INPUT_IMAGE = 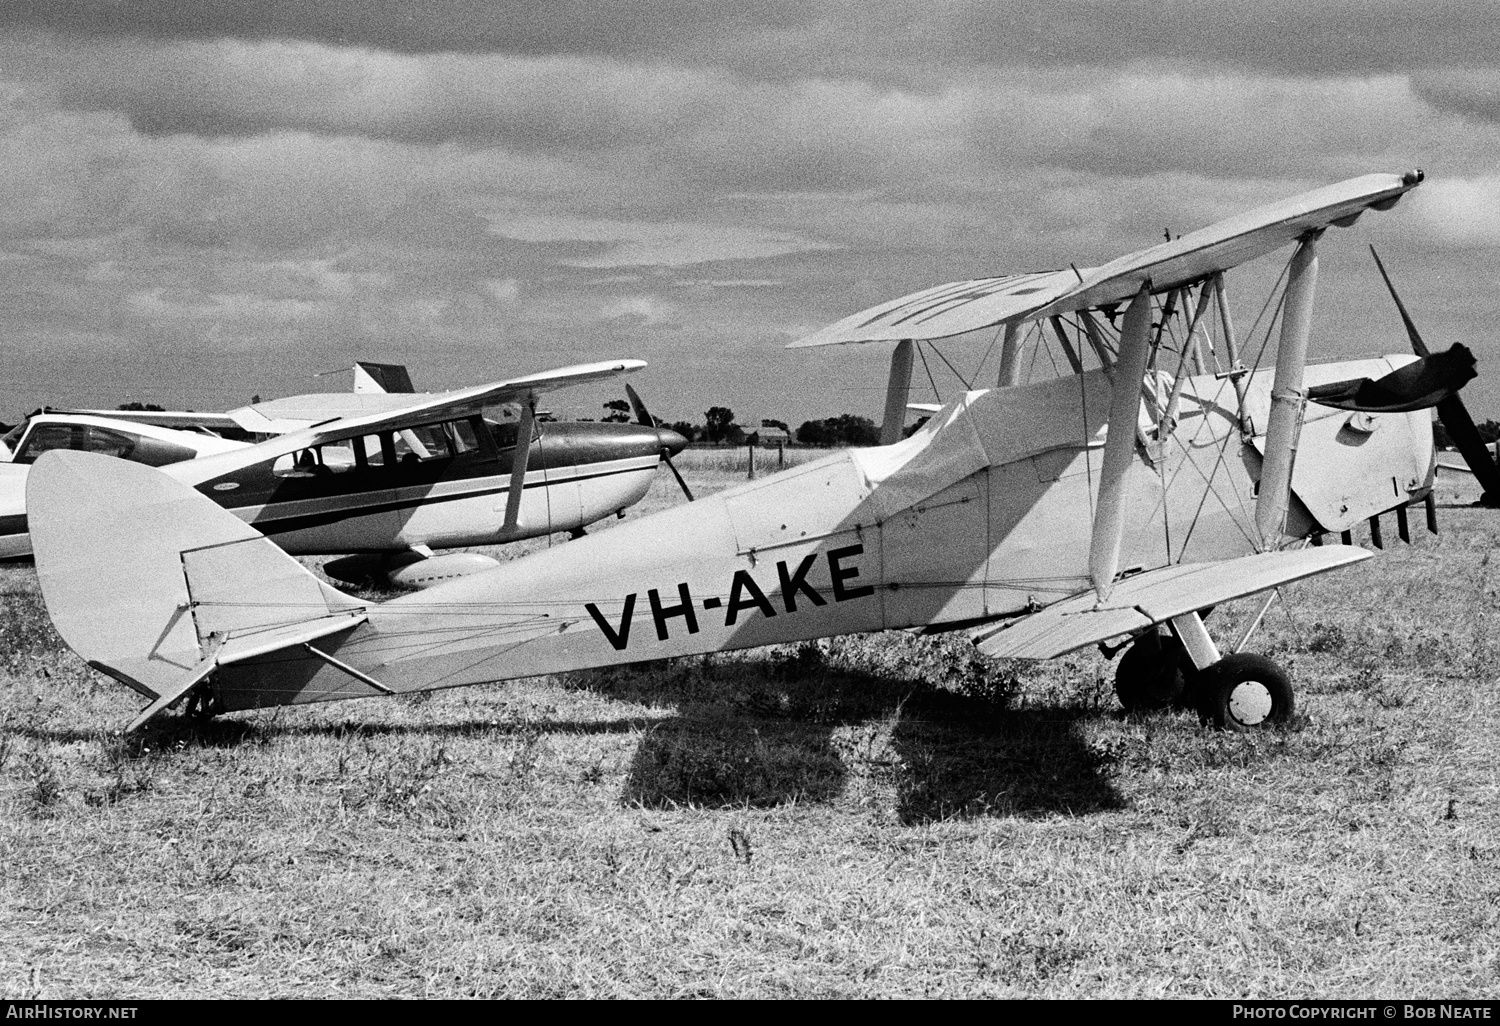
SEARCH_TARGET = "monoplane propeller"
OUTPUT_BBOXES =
[1370,246,1500,506]
[625,383,694,502]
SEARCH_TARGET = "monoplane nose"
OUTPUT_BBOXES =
[656,427,689,457]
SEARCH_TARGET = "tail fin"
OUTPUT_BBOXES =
[28,451,366,727]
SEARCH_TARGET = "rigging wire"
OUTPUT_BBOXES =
[927,340,974,390]
[914,342,943,405]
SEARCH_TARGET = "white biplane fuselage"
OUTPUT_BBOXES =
[188,355,1431,711]
[23,170,1457,733]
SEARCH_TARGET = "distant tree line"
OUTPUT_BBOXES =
[590,398,892,448]
[794,414,880,447]
[1435,418,1500,448]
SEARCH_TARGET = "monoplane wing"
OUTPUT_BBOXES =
[227,393,426,434]
[173,359,648,481]
[61,408,245,434]
[227,359,646,436]
[971,547,1372,660]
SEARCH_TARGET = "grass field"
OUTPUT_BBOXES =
[2,461,1497,998]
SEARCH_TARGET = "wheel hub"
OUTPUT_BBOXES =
[1227,679,1274,726]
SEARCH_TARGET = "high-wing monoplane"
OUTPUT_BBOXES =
[0,362,422,557]
[4,361,689,579]
[26,171,1477,733]
[0,412,249,559]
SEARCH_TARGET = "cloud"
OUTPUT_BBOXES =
[488,212,835,268]
[1412,70,1500,123]
[597,295,679,327]
[2,5,1499,424]
[1405,176,1500,247]
[7,1,1500,80]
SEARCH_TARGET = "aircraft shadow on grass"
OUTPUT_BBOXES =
[567,657,1126,824]
[23,663,1126,824]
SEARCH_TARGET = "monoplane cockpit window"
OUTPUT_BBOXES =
[393,425,448,463]
[482,405,538,452]
[12,422,197,467]
[0,421,24,460]
[392,418,486,464]
[353,435,386,469]
[490,422,520,450]
[272,443,355,478]
[13,423,84,463]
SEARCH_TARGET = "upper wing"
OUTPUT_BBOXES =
[61,408,245,434]
[1033,172,1422,319]
[790,171,1424,348]
[970,546,1372,660]
[788,271,1083,348]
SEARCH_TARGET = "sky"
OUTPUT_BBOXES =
[1,1,1498,428]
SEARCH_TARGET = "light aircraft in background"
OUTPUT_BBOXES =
[0,413,249,559]
[4,361,690,581]
[0,360,419,557]
[27,170,1480,734]
[149,359,691,588]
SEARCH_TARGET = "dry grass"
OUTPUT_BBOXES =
[674,444,825,477]
[2,465,1499,997]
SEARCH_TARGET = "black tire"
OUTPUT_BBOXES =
[1198,653,1294,731]
[1114,632,1189,712]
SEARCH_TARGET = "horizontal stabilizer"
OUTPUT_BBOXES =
[971,547,1371,660]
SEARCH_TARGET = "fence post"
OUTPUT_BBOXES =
[747,436,757,479]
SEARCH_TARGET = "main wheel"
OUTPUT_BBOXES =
[1198,653,1294,730]
[1114,632,1189,712]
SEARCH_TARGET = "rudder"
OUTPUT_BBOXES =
[28,451,365,718]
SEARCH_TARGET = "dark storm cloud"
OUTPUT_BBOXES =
[2,2,1498,424]
[6,1,1499,80]
[0,1,811,58]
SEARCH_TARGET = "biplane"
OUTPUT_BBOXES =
[25,170,1485,733]
[3,361,689,580]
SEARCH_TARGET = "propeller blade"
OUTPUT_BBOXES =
[624,383,655,427]
[626,383,694,501]
[1371,247,1500,504]
[664,453,695,502]
[1435,395,1500,505]
[1370,245,1430,357]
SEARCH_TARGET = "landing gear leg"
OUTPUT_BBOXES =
[184,683,223,721]
[1171,610,1295,730]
